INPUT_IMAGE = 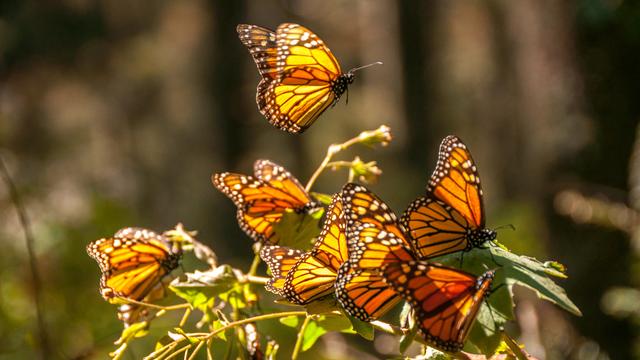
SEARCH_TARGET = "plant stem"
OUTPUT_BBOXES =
[119,298,191,311]
[186,340,205,360]
[205,311,307,340]
[0,155,50,359]
[248,252,261,276]
[244,275,269,285]
[164,343,192,360]
[291,315,311,360]
[305,132,365,192]
[179,307,192,328]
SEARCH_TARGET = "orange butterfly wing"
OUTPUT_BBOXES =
[335,183,415,321]
[382,261,494,352]
[212,159,316,244]
[259,245,305,296]
[428,135,484,227]
[236,24,279,80]
[86,227,181,301]
[280,194,348,304]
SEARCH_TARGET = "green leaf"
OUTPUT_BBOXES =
[279,315,301,328]
[170,265,239,310]
[211,319,227,341]
[272,208,324,249]
[116,321,149,344]
[343,312,374,340]
[310,192,333,205]
[305,296,340,315]
[316,314,352,332]
[218,285,248,309]
[301,319,327,352]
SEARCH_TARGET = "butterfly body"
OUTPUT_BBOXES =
[87,227,182,301]
[238,23,369,133]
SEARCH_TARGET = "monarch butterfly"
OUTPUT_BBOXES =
[402,135,497,259]
[335,183,416,321]
[382,260,495,352]
[237,23,381,134]
[260,194,349,304]
[86,227,182,302]
[212,159,319,244]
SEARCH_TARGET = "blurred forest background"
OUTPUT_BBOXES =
[1,0,639,359]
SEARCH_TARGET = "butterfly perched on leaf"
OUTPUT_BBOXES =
[212,159,320,244]
[237,22,381,134]
[335,183,416,321]
[402,135,497,259]
[382,260,495,353]
[87,227,182,303]
[260,193,348,304]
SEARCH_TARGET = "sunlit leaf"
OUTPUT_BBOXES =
[305,296,340,315]
[316,314,352,332]
[273,208,324,249]
[310,192,333,205]
[279,315,301,328]
[116,321,149,344]
[301,319,327,352]
[343,312,374,340]
[170,265,240,311]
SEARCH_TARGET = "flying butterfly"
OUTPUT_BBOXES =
[382,260,495,353]
[260,194,349,304]
[335,183,417,321]
[212,159,319,244]
[402,135,497,259]
[86,227,182,302]
[237,23,381,134]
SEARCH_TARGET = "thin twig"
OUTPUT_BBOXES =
[291,315,311,360]
[118,298,192,311]
[204,310,307,340]
[0,155,50,359]
[186,340,206,360]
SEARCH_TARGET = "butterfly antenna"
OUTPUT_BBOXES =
[494,224,516,231]
[347,61,383,74]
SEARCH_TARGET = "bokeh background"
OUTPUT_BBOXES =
[1,0,639,359]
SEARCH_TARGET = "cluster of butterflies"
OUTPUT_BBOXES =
[86,22,503,353]
[212,135,499,353]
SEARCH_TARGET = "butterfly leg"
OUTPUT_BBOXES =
[487,248,502,267]
[459,252,465,268]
